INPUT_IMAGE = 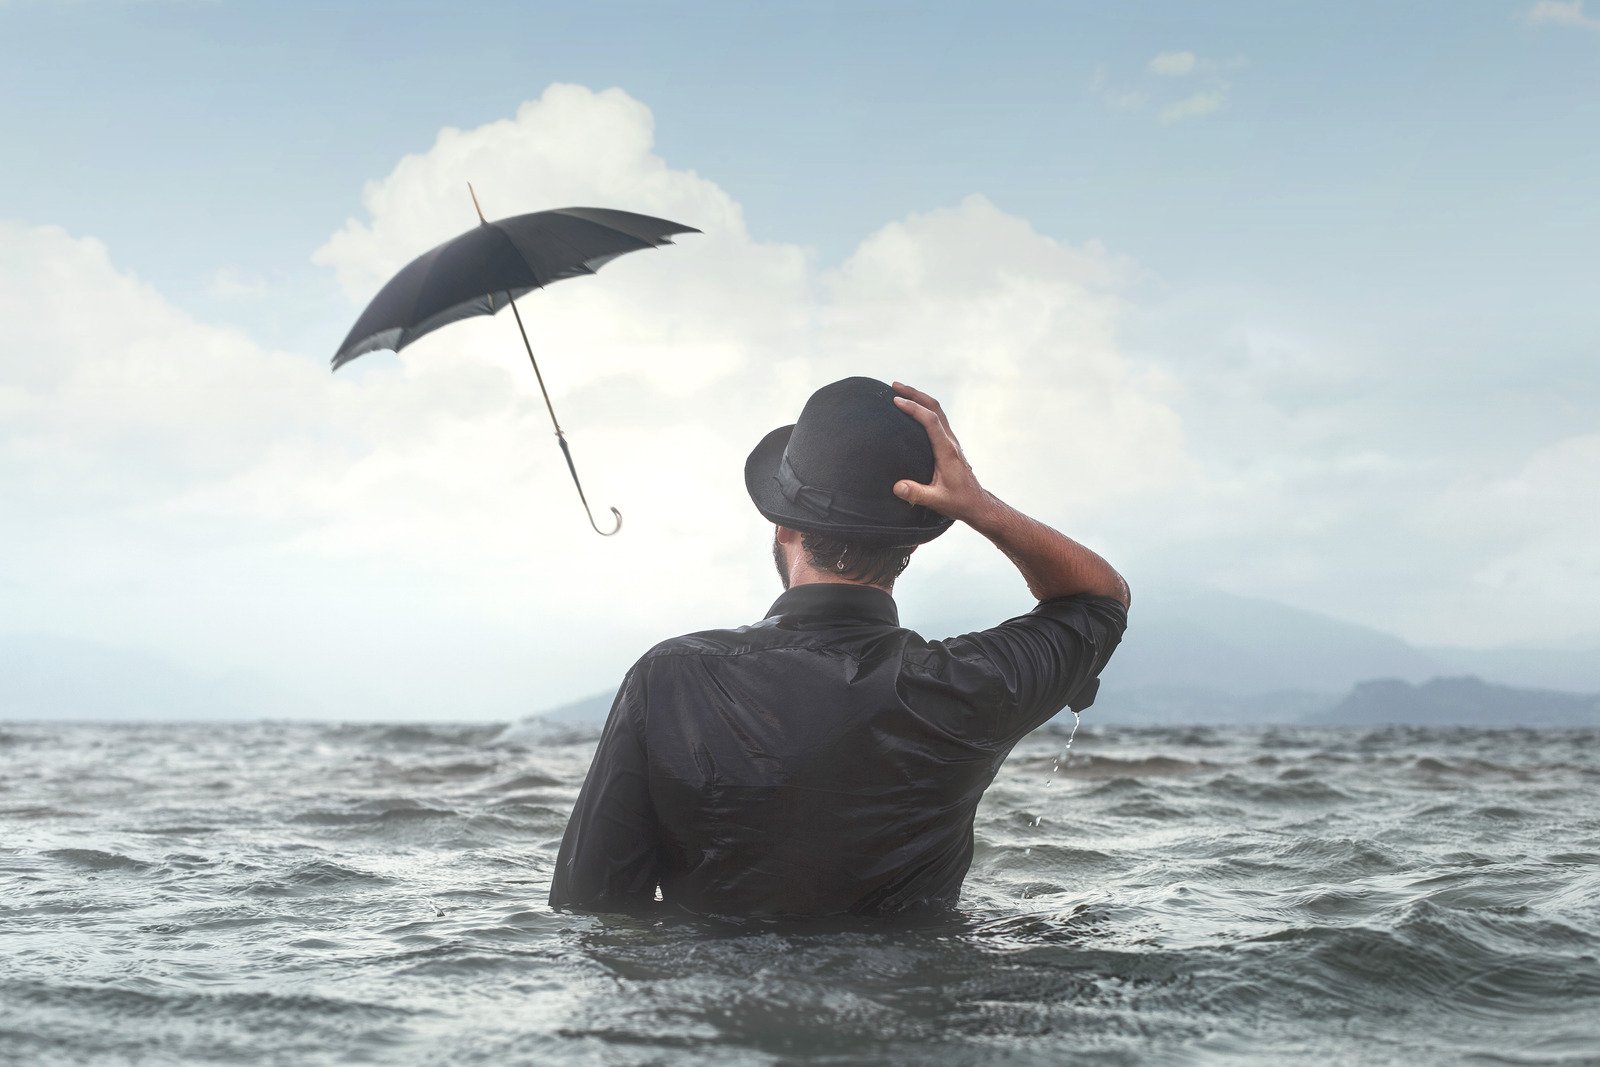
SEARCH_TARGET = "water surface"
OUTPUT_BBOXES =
[3,721,1597,1064]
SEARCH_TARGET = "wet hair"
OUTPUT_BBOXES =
[799,532,915,589]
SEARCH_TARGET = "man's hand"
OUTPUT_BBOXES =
[890,381,1130,608]
[890,382,995,525]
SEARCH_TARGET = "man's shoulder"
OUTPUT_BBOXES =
[636,618,781,664]
[907,594,1128,677]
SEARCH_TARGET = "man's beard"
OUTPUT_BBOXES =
[772,531,790,590]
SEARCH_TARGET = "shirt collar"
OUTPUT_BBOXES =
[765,583,900,627]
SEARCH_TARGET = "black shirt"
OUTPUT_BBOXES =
[548,584,1128,918]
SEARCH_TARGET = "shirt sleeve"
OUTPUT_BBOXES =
[925,594,1128,747]
[548,667,661,912]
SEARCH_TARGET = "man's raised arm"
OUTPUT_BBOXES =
[890,382,1130,609]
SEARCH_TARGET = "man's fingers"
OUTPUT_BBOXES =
[892,395,941,433]
[894,479,931,505]
[892,382,951,434]
[891,381,937,408]
[894,396,961,462]
[892,396,954,454]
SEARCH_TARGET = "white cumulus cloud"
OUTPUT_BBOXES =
[1096,52,1234,123]
[1527,0,1600,30]
[10,81,1593,712]
[1148,51,1198,76]
[1161,90,1228,124]
[3,84,1188,716]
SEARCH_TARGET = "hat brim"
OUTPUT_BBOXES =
[744,425,954,546]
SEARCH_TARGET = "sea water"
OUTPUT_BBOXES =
[2,720,1598,1065]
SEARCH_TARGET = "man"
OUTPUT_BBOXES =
[549,377,1129,918]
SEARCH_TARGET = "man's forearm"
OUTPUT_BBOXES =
[967,492,1130,607]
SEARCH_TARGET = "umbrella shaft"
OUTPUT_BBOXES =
[506,293,563,436]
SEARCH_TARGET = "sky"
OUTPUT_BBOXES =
[2,1,1597,718]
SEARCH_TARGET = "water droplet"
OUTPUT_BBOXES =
[1032,711,1081,822]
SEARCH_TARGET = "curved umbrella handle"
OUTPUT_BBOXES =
[557,433,623,537]
[591,506,624,537]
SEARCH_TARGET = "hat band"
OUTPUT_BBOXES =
[775,452,894,525]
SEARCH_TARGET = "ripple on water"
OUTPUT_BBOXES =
[0,805,88,820]
[1237,899,1600,1027]
[1205,773,1353,804]
[0,979,425,1064]
[43,848,154,873]
[482,771,564,792]
[291,799,460,831]
[1472,805,1532,821]
[1058,755,1206,779]
[231,859,393,898]
[384,760,501,784]
[1102,794,1189,820]
[982,842,1120,876]
[327,723,504,749]
[1271,836,1409,878]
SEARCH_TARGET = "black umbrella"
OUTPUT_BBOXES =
[332,187,699,535]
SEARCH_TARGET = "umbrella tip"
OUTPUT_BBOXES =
[467,182,487,224]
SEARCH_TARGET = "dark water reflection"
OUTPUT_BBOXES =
[2,721,1598,1064]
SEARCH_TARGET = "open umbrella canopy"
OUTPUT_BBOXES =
[330,200,699,535]
[331,206,700,370]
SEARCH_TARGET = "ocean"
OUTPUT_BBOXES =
[2,720,1597,1065]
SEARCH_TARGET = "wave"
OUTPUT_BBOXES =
[230,859,393,898]
[1239,901,1600,1023]
[0,978,421,1018]
[324,723,504,748]
[481,770,564,791]
[43,848,153,873]
[1061,754,1208,779]
[1204,772,1353,803]
[1,805,88,820]
[491,716,601,747]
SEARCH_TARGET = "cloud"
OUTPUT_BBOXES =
[1161,90,1227,124]
[1398,434,1600,644]
[1095,52,1234,123]
[0,222,331,499]
[1148,51,1198,76]
[3,84,1188,715]
[9,81,1594,717]
[1089,67,1147,111]
[814,197,1185,509]
[207,266,270,300]
[1526,0,1600,30]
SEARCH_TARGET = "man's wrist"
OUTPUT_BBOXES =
[960,490,1011,535]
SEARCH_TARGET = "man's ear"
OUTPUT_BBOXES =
[775,525,802,546]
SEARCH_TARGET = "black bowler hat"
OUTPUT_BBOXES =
[744,377,954,545]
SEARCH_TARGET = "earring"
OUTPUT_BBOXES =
[836,556,848,572]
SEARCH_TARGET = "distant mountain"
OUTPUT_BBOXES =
[12,585,1594,726]
[1305,675,1600,728]
[1097,586,1444,695]
[1420,645,1600,694]
[517,589,1599,729]
[1087,587,1600,723]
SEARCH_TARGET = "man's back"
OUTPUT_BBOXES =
[549,583,1126,917]
[548,377,1131,919]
